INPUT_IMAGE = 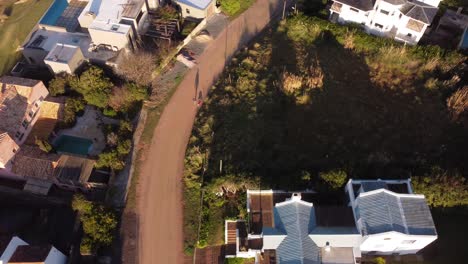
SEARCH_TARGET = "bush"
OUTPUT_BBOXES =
[72,195,118,250]
[373,257,386,264]
[118,52,157,86]
[109,83,148,113]
[48,73,71,96]
[96,151,125,171]
[70,66,113,108]
[412,168,468,207]
[117,139,132,155]
[155,5,179,20]
[319,169,347,190]
[63,97,85,126]
[103,107,117,117]
[35,138,53,153]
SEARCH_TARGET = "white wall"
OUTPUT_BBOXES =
[44,246,67,264]
[262,235,285,250]
[88,28,130,49]
[176,1,215,20]
[0,237,28,264]
[360,232,437,255]
[45,47,85,74]
[334,4,369,25]
[309,234,362,248]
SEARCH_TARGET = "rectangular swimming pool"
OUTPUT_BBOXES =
[54,135,93,156]
[40,0,69,26]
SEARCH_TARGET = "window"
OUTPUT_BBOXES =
[399,13,403,19]
[186,8,190,14]
[28,110,34,118]
[375,23,384,29]
[22,120,29,129]
[15,131,21,138]
[407,33,413,37]
[18,133,24,141]
[375,5,379,10]
[380,9,390,15]
[402,240,416,244]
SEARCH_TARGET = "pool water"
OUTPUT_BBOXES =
[40,0,68,26]
[54,135,93,156]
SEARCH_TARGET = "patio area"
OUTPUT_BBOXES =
[55,106,118,156]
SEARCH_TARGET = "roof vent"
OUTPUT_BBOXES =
[291,192,301,201]
[324,242,331,252]
[111,24,120,31]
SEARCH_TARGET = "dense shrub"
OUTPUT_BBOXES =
[48,73,71,96]
[63,97,85,126]
[117,52,157,86]
[319,169,347,190]
[97,120,134,171]
[35,138,53,153]
[72,195,118,253]
[109,83,148,113]
[413,168,468,207]
[70,66,113,108]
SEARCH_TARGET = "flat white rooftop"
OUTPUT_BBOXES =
[79,0,144,33]
[25,29,90,52]
[45,43,80,63]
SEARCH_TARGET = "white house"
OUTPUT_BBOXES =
[174,0,216,20]
[0,236,67,264]
[329,0,440,44]
[225,179,437,263]
[346,179,437,255]
[78,0,148,50]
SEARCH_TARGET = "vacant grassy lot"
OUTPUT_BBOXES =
[183,14,468,253]
[0,0,53,74]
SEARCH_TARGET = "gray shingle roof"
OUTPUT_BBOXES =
[273,201,321,264]
[400,0,438,24]
[356,190,436,236]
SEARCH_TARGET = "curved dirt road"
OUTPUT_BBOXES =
[136,1,288,263]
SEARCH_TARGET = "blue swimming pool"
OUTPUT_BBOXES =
[40,0,68,26]
[461,29,468,50]
[54,135,93,156]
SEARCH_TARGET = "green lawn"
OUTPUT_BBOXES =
[183,15,468,251]
[219,0,254,18]
[0,0,53,75]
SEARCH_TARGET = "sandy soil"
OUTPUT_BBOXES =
[135,0,287,263]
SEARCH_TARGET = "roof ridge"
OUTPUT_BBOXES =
[396,195,410,234]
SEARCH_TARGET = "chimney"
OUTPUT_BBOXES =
[291,192,301,201]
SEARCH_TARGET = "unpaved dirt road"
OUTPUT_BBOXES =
[136,1,288,263]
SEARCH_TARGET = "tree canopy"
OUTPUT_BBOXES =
[70,66,113,108]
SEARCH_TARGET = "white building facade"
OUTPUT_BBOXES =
[330,0,440,44]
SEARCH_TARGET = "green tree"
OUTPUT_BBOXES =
[117,139,132,156]
[373,257,386,264]
[48,73,70,96]
[72,194,93,213]
[412,168,468,207]
[118,120,133,137]
[319,169,347,189]
[96,151,125,171]
[63,97,85,125]
[72,195,117,250]
[70,66,113,108]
